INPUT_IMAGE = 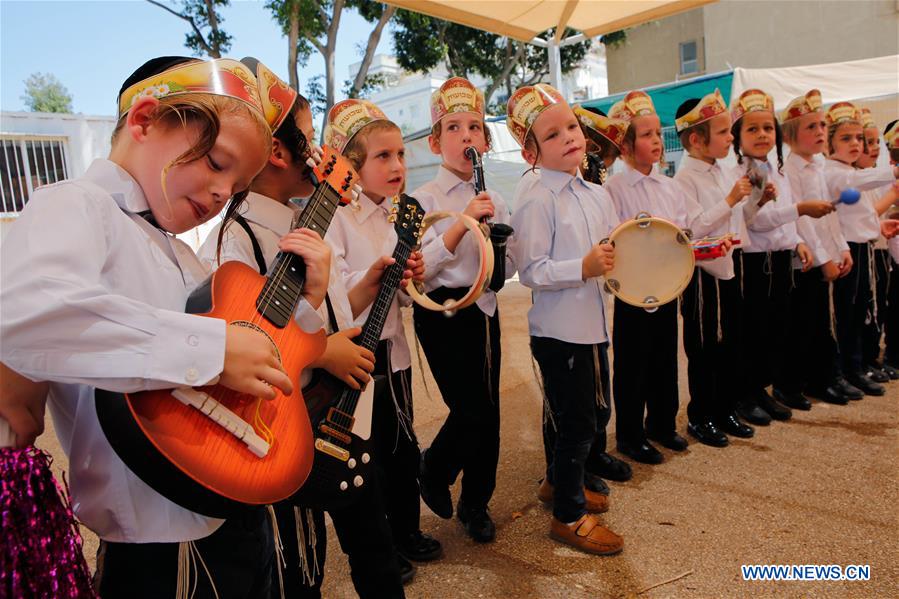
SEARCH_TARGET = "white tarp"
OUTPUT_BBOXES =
[732,54,899,110]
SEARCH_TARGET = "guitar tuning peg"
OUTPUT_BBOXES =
[391,196,400,205]
[387,214,397,223]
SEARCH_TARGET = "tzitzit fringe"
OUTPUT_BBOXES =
[267,505,286,599]
[592,344,607,409]
[384,339,414,444]
[484,312,496,405]
[532,354,556,433]
[176,541,218,599]
[293,506,320,587]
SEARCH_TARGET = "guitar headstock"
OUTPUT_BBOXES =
[388,194,425,246]
[310,145,359,206]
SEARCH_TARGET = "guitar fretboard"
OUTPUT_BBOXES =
[256,184,343,328]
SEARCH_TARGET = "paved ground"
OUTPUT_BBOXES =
[38,282,898,598]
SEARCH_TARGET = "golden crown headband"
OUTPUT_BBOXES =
[674,89,727,133]
[780,89,823,124]
[118,58,264,121]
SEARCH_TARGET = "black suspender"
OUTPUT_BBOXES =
[233,214,268,276]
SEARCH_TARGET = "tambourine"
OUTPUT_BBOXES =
[601,212,695,310]
[407,211,493,315]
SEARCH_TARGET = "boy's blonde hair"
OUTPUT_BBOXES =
[343,120,403,172]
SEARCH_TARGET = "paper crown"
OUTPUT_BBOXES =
[609,90,656,122]
[674,89,728,133]
[825,102,861,127]
[859,107,876,130]
[506,83,565,147]
[431,77,485,125]
[118,58,263,121]
[885,121,899,150]
[241,57,298,131]
[573,105,628,150]
[730,88,775,122]
[780,89,822,123]
[323,99,389,153]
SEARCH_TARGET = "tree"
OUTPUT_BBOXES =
[267,0,397,136]
[391,10,594,109]
[21,73,73,113]
[147,0,232,58]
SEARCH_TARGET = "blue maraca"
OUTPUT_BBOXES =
[834,188,861,205]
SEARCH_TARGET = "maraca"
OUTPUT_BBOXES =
[833,188,861,205]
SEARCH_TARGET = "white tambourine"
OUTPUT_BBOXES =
[601,212,695,310]
[407,211,493,315]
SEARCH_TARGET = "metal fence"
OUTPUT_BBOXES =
[1,136,69,215]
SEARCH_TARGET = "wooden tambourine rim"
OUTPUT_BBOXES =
[407,211,493,314]
[602,214,695,309]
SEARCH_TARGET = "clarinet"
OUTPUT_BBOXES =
[465,147,514,293]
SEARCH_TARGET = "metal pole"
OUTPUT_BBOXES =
[547,37,563,95]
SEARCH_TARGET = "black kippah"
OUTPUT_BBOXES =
[583,105,607,117]
[675,98,701,120]
[117,56,196,102]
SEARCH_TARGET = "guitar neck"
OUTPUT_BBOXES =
[358,238,414,353]
[256,184,343,328]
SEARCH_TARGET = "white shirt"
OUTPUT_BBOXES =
[326,193,411,372]
[784,152,849,265]
[604,162,695,229]
[511,168,619,344]
[412,166,514,317]
[825,159,894,243]
[0,159,229,543]
[731,161,803,253]
[197,191,349,385]
[674,155,749,279]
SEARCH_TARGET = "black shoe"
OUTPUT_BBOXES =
[835,377,864,400]
[648,431,688,451]
[617,440,664,464]
[457,505,496,543]
[419,450,452,519]
[588,452,632,482]
[847,372,885,396]
[805,384,850,405]
[687,421,728,447]
[397,530,443,562]
[882,364,899,380]
[583,472,610,495]
[772,388,811,411]
[736,400,772,426]
[756,391,792,421]
[717,412,754,438]
[865,365,890,383]
[398,554,416,585]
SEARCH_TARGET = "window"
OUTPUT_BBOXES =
[680,40,698,75]
[1,136,69,215]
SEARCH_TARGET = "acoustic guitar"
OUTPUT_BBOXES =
[97,147,358,517]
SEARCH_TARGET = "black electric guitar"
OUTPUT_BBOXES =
[292,194,424,510]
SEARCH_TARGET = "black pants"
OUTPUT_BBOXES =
[834,241,874,375]
[413,287,501,510]
[863,248,890,366]
[371,340,422,541]
[741,250,794,396]
[680,267,742,423]
[541,339,612,482]
[271,477,404,599]
[612,298,679,444]
[885,256,899,364]
[531,337,609,523]
[779,266,842,391]
[95,507,273,599]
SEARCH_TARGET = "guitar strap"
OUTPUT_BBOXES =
[324,295,339,334]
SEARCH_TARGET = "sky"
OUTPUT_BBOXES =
[0,0,393,116]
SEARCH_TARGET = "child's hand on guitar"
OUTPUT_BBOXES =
[316,327,375,390]
[401,251,425,289]
[0,362,48,448]
[279,228,331,310]
[582,242,615,280]
[221,325,293,400]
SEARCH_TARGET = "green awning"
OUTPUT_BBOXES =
[582,70,734,128]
